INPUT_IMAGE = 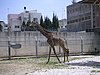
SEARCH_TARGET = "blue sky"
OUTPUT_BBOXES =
[0,0,81,23]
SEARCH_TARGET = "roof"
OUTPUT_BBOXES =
[0,21,4,23]
[82,0,100,4]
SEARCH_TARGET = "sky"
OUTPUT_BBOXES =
[0,0,81,24]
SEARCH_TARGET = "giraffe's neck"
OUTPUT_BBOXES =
[37,24,53,39]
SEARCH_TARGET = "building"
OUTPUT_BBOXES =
[8,10,42,32]
[82,0,100,4]
[66,1,100,32]
[20,10,42,24]
[59,19,67,32]
[8,14,21,31]
[82,0,100,33]
[0,21,8,32]
[59,19,67,28]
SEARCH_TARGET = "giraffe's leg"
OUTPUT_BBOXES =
[62,47,69,62]
[66,49,69,62]
[52,46,61,63]
[61,47,66,63]
[46,46,51,64]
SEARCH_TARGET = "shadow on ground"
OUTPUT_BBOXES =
[68,61,100,68]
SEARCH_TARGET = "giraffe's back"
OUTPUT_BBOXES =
[52,37,65,46]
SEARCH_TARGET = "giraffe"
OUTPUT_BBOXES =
[32,22,69,63]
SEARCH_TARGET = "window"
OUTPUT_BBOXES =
[67,21,70,24]
[61,26,63,28]
[15,26,19,28]
[33,18,38,22]
[5,25,8,27]
[87,16,91,19]
[79,18,81,21]
[82,17,84,21]
[85,17,88,20]
[75,19,78,22]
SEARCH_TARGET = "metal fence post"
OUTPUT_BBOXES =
[35,36,38,58]
[58,29,61,55]
[80,36,83,54]
[8,37,11,60]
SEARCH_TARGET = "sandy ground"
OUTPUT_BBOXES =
[28,56,100,75]
[0,55,100,75]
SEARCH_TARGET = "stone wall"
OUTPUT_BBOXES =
[0,31,99,57]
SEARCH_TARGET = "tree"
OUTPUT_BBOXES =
[0,24,3,32]
[44,17,52,29]
[52,13,59,31]
[21,21,26,31]
[26,20,31,31]
[40,16,44,27]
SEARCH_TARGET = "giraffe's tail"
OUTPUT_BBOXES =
[64,38,68,49]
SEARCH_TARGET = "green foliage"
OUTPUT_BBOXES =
[26,20,31,31]
[52,13,59,31]
[40,16,44,27]
[21,14,59,31]
[40,13,59,30]
[40,14,59,31]
[44,17,52,29]
[26,20,31,26]
[21,21,26,31]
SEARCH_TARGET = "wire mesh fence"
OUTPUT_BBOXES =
[0,32,99,59]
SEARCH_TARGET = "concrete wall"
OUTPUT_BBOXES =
[0,32,99,57]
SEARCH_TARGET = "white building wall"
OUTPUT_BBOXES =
[29,10,37,13]
[11,19,21,31]
[8,14,21,31]
[20,10,42,24]
[59,19,67,28]
[30,12,42,24]
[8,10,42,32]
[20,12,29,24]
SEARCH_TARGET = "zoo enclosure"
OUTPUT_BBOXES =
[0,31,99,58]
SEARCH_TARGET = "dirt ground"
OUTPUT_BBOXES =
[0,55,100,75]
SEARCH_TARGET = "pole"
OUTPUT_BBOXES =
[91,4,93,29]
[7,8,11,60]
[81,39,83,54]
[8,40,11,60]
[58,28,61,55]
[36,40,38,57]
[8,35,11,60]
[80,36,83,54]
[35,36,38,58]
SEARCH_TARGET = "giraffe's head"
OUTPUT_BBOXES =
[30,21,38,28]
[31,21,39,26]
[30,21,39,30]
[31,20,46,31]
